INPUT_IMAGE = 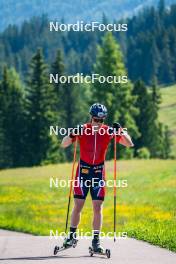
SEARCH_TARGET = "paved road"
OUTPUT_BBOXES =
[0,230,176,264]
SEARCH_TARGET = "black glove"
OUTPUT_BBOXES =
[113,122,122,135]
[113,122,122,131]
[108,123,121,135]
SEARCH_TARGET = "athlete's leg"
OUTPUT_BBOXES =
[92,200,103,230]
[64,161,88,246]
[71,198,85,227]
[91,164,105,230]
[91,200,104,252]
[64,198,85,246]
[90,164,105,252]
[72,160,90,227]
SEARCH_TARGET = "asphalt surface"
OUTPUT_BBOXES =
[0,230,176,264]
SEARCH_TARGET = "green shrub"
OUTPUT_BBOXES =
[137,147,150,159]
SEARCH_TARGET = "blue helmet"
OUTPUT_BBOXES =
[89,103,107,118]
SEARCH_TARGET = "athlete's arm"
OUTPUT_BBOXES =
[61,135,73,148]
[113,122,134,147]
[119,132,134,147]
[61,124,83,148]
[61,124,84,148]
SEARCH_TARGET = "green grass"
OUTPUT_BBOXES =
[159,84,176,157]
[0,160,176,251]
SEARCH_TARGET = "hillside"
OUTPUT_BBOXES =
[159,84,176,157]
[0,0,175,31]
[0,3,176,86]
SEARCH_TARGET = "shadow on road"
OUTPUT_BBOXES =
[0,255,106,261]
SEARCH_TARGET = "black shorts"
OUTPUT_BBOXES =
[73,160,105,201]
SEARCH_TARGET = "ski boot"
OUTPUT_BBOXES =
[53,235,78,255]
[88,239,111,258]
[63,236,78,248]
[92,238,104,253]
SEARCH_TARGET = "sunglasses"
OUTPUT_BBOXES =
[93,118,104,123]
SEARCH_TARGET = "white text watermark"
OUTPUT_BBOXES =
[50,177,128,189]
[49,21,128,32]
[50,125,127,137]
[49,229,128,240]
[50,73,128,84]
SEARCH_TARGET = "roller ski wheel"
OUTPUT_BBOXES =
[54,246,60,255]
[88,246,111,258]
[106,249,111,258]
[89,246,94,256]
[53,238,78,255]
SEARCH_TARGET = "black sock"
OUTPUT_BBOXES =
[69,227,77,239]
[93,230,100,241]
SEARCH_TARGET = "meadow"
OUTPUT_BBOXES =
[0,159,176,251]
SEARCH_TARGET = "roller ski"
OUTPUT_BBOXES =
[53,237,78,255]
[89,238,111,258]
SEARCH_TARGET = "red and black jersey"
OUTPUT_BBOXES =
[72,123,121,165]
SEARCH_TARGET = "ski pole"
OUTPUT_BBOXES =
[113,133,117,242]
[65,137,78,234]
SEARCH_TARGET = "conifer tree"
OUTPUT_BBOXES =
[158,0,165,17]
[51,49,65,124]
[149,80,170,158]
[0,66,25,168]
[26,49,59,165]
[133,80,152,153]
[0,66,12,168]
[133,79,171,158]
[162,125,172,159]
[159,33,175,84]
[93,32,139,158]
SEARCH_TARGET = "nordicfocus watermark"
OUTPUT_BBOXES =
[50,177,128,189]
[49,229,128,240]
[50,125,128,137]
[49,21,128,32]
[50,73,128,84]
